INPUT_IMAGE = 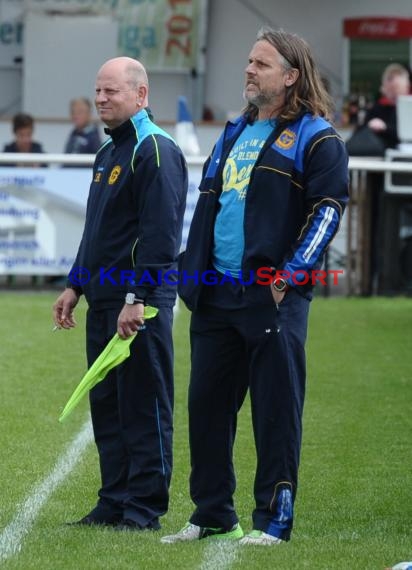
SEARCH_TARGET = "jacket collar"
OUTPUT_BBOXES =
[104,108,151,147]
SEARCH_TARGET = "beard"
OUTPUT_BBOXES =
[243,85,280,109]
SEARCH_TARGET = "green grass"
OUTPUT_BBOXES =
[0,294,411,569]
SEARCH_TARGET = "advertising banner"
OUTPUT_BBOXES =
[0,165,201,275]
[343,17,412,39]
[0,0,206,71]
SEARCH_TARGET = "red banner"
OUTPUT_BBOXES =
[344,17,412,39]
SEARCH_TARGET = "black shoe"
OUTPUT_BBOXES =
[115,518,161,531]
[68,513,122,527]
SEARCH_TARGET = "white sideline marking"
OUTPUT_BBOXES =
[0,419,93,562]
[0,301,182,564]
[199,542,239,570]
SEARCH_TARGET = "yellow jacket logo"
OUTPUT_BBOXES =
[275,129,296,149]
[109,165,122,184]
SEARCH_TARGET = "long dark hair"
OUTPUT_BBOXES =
[243,27,333,123]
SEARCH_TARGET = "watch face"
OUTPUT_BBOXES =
[273,279,287,292]
[125,293,135,304]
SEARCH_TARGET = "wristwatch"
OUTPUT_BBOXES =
[125,293,145,305]
[272,278,289,293]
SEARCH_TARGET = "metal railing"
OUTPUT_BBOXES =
[347,156,412,296]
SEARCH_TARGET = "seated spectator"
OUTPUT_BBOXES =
[3,113,45,166]
[64,97,102,154]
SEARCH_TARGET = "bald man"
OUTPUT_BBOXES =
[53,57,188,530]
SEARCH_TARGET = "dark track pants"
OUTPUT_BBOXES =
[86,305,174,527]
[188,290,310,540]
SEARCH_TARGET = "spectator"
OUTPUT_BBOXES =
[64,97,102,154]
[364,63,411,149]
[362,63,411,293]
[3,113,44,166]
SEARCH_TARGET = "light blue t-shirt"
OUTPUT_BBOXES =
[213,119,275,275]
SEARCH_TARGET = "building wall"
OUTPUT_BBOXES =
[204,0,412,120]
[0,0,411,129]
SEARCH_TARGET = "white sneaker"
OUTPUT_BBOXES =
[161,523,200,543]
[161,522,244,544]
[239,530,284,546]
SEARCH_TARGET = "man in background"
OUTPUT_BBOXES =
[64,97,102,154]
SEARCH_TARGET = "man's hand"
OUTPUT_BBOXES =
[270,288,286,306]
[52,288,80,329]
[367,117,387,132]
[117,303,145,339]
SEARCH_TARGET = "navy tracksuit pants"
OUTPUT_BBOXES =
[188,289,310,540]
[86,305,174,528]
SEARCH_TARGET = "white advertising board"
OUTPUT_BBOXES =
[0,165,202,275]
